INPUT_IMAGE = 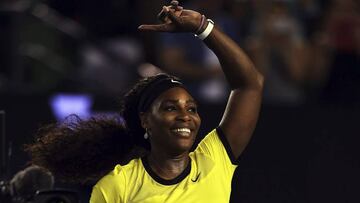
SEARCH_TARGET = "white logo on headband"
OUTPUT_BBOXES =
[171,79,182,84]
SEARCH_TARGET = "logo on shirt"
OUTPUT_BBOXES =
[170,79,182,84]
[191,172,201,182]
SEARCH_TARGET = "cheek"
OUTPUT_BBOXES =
[149,113,173,127]
[194,114,201,128]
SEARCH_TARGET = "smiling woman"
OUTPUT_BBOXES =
[25,1,264,202]
[142,87,201,157]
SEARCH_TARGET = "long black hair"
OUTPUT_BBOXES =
[25,74,181,185]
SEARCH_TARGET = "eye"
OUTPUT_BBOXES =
[188,106,197,113]
[164,106,176,111]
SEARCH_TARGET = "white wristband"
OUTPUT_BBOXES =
[195,19,214,40]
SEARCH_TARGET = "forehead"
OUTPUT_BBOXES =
[153,87,194,104]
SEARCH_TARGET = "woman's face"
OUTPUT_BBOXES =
[142,87,201,155]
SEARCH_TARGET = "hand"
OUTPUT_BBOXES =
[138,1,203,33]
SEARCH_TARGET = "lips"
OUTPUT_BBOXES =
[171,128,191,137]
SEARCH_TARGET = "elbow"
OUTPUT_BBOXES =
[245,71,264,91]
[256,73,265,90]
[230,73,264,91]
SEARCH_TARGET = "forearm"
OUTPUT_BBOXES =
[203,26,264,90]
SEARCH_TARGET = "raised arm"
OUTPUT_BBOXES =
[138,2,264,159]
[205,25,264,159]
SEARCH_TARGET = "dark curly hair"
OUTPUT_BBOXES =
[25,73,181,185]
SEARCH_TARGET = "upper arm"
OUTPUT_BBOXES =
[219,85,263,159]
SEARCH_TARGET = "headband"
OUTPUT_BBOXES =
[137,75,184,113]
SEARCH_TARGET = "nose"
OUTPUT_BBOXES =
[176,109,191,122]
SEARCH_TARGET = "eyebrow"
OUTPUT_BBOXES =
[161,99,198,105]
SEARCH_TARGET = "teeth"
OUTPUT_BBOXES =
[173,128,191,133]
[172,128,191,136]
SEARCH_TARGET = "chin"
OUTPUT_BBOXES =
[175,140,194,153]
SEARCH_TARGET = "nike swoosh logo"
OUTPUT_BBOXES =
[191,173,201,182]
[171,79,181,84]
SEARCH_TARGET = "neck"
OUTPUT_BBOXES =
[147,149,190,180]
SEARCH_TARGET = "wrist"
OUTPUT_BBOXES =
[195,15,207,35]
[195,19,214,40]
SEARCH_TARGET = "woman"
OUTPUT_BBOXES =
[26,1,264,202]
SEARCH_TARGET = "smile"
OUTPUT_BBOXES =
[171,128,191,136]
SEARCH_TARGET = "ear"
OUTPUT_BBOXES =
[139,112,149,129]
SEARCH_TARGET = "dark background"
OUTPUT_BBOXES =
[1,0,359,202]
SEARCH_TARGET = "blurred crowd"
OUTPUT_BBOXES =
[0,0,359,106]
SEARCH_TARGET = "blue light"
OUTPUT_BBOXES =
[50,94,93,121]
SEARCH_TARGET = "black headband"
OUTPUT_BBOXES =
[137,76,184,113]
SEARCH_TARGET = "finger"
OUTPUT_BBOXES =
[138,24,176,32]
[157,6,178,23]
[175,6,183,11]
[170,0,179,7]
[166,9,181,26]
[157,6,167,22]
[170,0,179,10]
[170,1,182,11]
